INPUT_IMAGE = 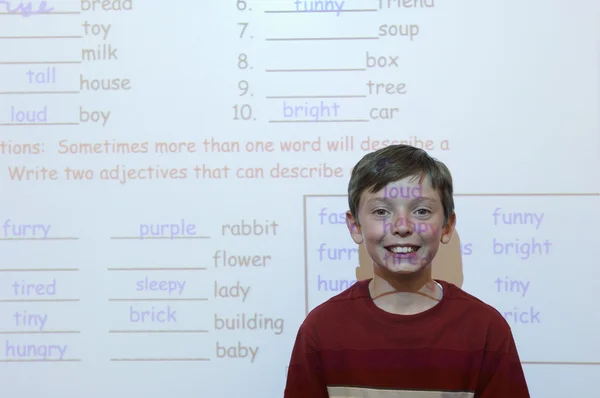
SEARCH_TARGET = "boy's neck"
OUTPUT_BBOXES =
[369,267,443,315]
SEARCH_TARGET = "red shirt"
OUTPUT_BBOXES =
[284,279,530,398]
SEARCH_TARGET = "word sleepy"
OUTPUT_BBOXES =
[5,341,67,360]
[136,277,185,295]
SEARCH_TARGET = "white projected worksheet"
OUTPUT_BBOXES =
[0,0,599,397]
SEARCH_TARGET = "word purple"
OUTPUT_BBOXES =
[0,1,53,16]
[139,220,197,239]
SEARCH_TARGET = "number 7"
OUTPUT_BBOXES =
[238,23,248,38]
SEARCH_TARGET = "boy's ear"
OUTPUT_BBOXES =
[346,211,363,245]
[440,212,457,244]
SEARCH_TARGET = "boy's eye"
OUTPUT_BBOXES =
[415,209,431,216]
[373,209,389,216]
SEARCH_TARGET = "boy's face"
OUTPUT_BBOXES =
[346,175,456,277]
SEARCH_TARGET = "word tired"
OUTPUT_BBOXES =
[12,279,56,296]
[294,0,345,16]
[0,1,53,17]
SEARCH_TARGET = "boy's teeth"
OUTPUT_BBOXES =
[390,247,416,253]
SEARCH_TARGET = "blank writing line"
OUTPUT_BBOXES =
[266,68,366,72]
[0,330,79,335]
[0,268,79,272]
[266,37,378,41]
[108,298,208,302]
[522,361,600,366]
[266,95,366,99]
[308,193,599,199]
[0,237,78,241]
[0,359,81,362]
[0,299,79,303]
[455,193,600,197]
[270,119,370,123]
[0,36,82,39]
[0,91,79,95]
[0,123,79,126]
[110,236,211,240]
[109,330,209,334]
[107,267,207,271]
[111,358,210,362]
[265,9,377,13]
[0,12,81,15]
[0,61,81,65]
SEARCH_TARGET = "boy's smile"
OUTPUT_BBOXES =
[347,174,455,280]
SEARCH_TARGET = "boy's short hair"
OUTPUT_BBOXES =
[348,145,455,226]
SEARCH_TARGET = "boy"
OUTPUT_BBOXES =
[284,145,530,398]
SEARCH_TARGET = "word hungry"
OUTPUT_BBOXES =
[293,0,344,16]
[493,208,544,230]
[317,243,358,261]
[317,275,357,292]
[493,238,552,260]
[5,341,67,360]
[214,313,284,335]
[2,220,51,238]
[135,277,185,295]
[139,220,196,239]
[216,342,258,363]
